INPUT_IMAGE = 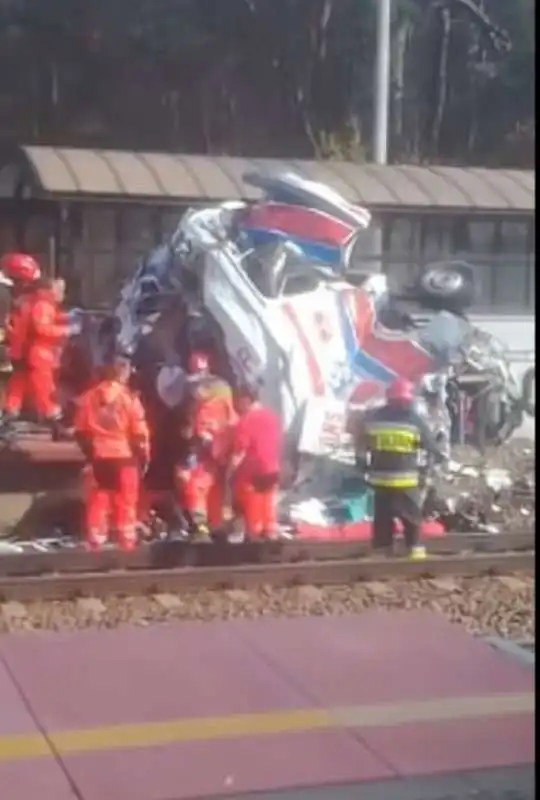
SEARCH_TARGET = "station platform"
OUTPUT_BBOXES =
[0,610,535,800]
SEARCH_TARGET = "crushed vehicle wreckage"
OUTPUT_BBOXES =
[109,170,534,455]
[0,171,535,542]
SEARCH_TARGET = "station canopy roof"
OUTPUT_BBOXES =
[0,144,534,212]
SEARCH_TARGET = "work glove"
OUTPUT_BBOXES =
[66,316,83,337]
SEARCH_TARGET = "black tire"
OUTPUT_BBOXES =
[415,262,476,312]
[521,366,535,418]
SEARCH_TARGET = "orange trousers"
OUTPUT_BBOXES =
[233,476,278,539]
[175,461,225,530]
[3,368,27,416]
[3,363,60,419]
[27,363,61,418]
[83,462,140,551]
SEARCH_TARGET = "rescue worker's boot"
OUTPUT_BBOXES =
[190,512,211,542]
[169,505,191,540]
[47,415,71,442]
[409,545,427,561]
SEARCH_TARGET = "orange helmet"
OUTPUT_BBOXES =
[187,350,210,374]
[0,252,41,284]
[386,377,415,404]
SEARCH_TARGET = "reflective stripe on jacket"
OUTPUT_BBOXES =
[74,380,150,461]
[359,404,444,490]
[363,420,421,489]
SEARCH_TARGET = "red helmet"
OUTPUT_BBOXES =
[187,351,210,374]
[386,377,415,404]
[0,252,41,284]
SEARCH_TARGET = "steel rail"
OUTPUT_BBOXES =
[0,531,534,578]
[0,551,534,603]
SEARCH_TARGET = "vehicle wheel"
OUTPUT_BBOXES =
[416,262,476,312]
[521,366,535,417]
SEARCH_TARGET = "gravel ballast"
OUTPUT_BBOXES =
[0,574,534,641]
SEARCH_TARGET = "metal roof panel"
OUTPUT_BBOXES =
[13,145,535,212]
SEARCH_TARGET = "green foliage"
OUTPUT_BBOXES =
[0,0,534,166]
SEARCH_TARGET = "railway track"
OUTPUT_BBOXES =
[0,531,534,602]
[0,530,534,575]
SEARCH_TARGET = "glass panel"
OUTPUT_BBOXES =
[528,224,535,309]
[83,207,116,245]
[385,259,421,292]
[422,217,453,261]
[528,259,535,309]
[23,214,55,269]
[0,213,17,252]
[161,207,185,239]
[120,208,157,252]
[493,221,529,309]
[466,219,497,307]
[499,219,528,255]
[388,217,413,254]
[467,219,496,254]
[492,255,527,310]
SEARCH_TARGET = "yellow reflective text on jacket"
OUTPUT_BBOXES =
[370,426,419,454]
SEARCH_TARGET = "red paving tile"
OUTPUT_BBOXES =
[0,623,315,732]
[0,761,77,800]
[233,611,535,707]
[359,714,535,777]
[1,611,534,797]
[0,657,45,737]
[62,729,393,800]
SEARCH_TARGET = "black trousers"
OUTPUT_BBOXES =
[372,487,422,550]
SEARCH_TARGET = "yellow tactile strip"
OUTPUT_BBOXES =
[0,692,534,763]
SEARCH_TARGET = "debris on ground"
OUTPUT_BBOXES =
[0,574,534,640]
[428,439,535,533]
[0,439,534,551]
[284,438,535,535]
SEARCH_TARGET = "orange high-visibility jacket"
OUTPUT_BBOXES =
[24,289,69,368]
[183,375,236,463]
[186,376,235,436]
[74,380,150,461]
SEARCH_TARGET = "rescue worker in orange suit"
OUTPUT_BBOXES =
[0,252,42,430]
[175,351,236,539]
[0,265,77,438]
[25,276,73,434]
[73,356,150,551]
[354,377,447,560]
[230,383,283,540]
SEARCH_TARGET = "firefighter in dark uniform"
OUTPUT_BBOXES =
[356,377,447,560]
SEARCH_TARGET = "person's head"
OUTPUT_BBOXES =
[235,382,259,414]
[0,252,41,288]
[51,277,66,303]
[385,377,415,406]
[101,355,132,384]
[187,350,210,376]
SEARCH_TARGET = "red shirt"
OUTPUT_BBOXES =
[233,404,282,479]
